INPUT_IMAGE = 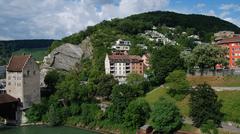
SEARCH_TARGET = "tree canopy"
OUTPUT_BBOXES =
[189,84,223,127]
[150,97,182,133]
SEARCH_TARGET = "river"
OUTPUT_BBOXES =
[0,125,100,134]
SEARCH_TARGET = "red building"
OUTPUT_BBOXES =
[217,37,240,68]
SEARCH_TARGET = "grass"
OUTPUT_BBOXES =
[145,87,240,123]
[187,75,240,87]
[145,87,189,117]
[217,91,240,123]
[13,48,48,61]
[180,124,198,133]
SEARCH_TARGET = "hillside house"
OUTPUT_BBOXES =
[105,53,144,84]
[111,39,131,52]
[5,55,40,109]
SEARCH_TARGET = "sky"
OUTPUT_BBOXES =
[0,0,239,40]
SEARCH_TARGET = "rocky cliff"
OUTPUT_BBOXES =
[40,37,93,87]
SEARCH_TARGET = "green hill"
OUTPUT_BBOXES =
[0,39,54,65]
[49,11,240,77]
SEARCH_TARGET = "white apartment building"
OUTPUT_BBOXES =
[105,54,144,84]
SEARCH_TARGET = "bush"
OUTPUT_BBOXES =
[165,70,190,100]
[46,105,63,126]
[190,83,223,127]
[150,97,182,133]
[80,103,102,125]
[123,98,151,128]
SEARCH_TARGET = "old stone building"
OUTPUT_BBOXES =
[5,55,40,109]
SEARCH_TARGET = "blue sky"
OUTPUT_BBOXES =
[0,0,239,40]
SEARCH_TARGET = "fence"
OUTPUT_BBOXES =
[187,68,240,76]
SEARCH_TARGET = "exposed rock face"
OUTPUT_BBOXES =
[40,37,93,87]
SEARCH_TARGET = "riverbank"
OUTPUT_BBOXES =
[0,125,100,134]
[17,121,133,134]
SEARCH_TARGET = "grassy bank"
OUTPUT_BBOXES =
[187,76,240,87]
[145,87,240,123]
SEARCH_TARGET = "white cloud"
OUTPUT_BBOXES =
[220,4,240,11]
[196,3,206,8]
[223,17,240,27]
[0,0,170,39]
[206,10,216,16]
[220,11,230,18]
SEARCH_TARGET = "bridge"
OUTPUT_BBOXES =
[0,94,21,125]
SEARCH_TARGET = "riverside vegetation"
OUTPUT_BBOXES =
[25,11,240,133]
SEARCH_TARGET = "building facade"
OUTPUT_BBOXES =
[217,37,240,68]
[5,55,40,109]
[111,39,131,52]
[105,53,144,83]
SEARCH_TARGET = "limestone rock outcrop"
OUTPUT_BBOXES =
[40,37,93,87]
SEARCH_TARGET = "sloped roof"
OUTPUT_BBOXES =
[217,37,240,44]
[0,94,18,104]
[108,54,143,63]
[7,55,31,72]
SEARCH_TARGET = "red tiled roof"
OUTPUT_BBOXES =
[7,55,31,72]
[0,94,18,104]
[108,54,143,63]
[217,37,240,44]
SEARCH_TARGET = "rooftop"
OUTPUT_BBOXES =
[108,54,143,63]
[217,37,240,44]
[0,94,18,104]
[7,55,31,72]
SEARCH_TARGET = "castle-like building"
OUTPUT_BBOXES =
[5,55,40,109]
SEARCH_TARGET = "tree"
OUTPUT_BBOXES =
[150,45,184,85]
[127,73,149,94]
[44,70,63,91]
[165,70,190,99]
[25,100,48,123]
[107,84,137,123]
[90,74,118,99]
[190,45,228,75]
[123,98,151,128]
[150,97,182,133]
[189,84,223,127]
[200,120,219,134]
[47,105,63,126]
[80,103,102,125]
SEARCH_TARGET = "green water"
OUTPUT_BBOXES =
[0,126,100,134]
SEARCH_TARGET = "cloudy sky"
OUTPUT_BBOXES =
[0,0,239,40]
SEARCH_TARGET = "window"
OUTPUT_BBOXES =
[33,71,36,75]
[8,76,11,80]
[17,83,21,86]
[8,82,11,86]
[27,70,30,76]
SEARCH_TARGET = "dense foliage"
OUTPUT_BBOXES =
[165,70,190,99]
[150,97,182,133]
[24,10,238,133]
[123,98,151,128]
[182,45,228,75]
[150,45,184,85]
[190,84,223,127]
